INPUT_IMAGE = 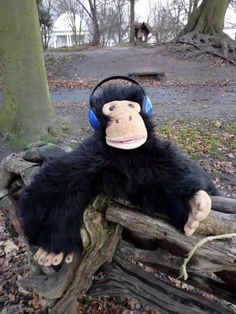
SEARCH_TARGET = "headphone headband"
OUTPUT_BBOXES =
[89,75,145,106]
[88,75,153,130]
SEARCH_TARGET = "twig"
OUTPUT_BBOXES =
[179,233,236,280]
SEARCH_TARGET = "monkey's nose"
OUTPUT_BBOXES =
[115,116,133,124]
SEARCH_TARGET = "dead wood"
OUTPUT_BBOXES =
[116,240,236,303]
[128,70,165,81]
[106,200,236,270]
[89,256,235,314]
[16,196,236,312]
[0,148,236,313]
[18,195,122,314]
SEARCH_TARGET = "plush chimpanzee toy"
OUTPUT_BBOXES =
[19,76,217,267]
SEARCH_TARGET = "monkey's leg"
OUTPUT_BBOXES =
[34,249,73,266]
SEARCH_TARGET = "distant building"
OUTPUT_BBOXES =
[49,13,87,48]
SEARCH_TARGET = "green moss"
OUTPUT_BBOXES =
[7,134,28,149]
[225,121,236,135]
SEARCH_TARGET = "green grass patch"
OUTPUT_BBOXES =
[156,119,236,160]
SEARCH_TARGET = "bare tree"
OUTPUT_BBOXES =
[76,0,100,45]
[116,0,129,43]
[129,0,136,44]
[37,0,56,49]
[99,0,129,46]
[77,0,128,46]
[57,0,85,46]
[230,0,236,16]
[147,0,188,42]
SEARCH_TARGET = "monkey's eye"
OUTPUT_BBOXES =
[109,105,115,111]
[128,103,134,108]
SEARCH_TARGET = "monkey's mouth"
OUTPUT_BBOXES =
[106,135,147,150]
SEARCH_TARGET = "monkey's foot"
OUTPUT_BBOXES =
[184,190,211,236]
[34,248,73,266]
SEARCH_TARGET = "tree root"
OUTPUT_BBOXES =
[173,32,236,65]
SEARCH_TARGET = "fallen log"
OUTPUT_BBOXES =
[19,195,236,314]
[0,147,236,313]
[89,256,235,314]
[128,70,165,81]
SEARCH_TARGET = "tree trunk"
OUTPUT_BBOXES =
[0,0,56,146]
[129,0,135,45]
[175,0,236,65]
[88,0,100,45]
[180,0,230,36]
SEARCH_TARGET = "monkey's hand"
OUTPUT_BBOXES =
[184,190,211,236]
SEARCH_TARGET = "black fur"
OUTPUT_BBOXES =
[18,84,218,255]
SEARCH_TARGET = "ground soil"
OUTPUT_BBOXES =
[1,45,236,160]
[44,45,236,82]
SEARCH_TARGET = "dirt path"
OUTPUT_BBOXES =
[45,45,236,126]
[45,46,236,82]
[52,84,236,121]
[1,83,236,122]
[1,45,236,123]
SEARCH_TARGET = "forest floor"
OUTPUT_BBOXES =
[0,44,236,313]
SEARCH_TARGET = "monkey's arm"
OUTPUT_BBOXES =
[156,141,218,197]
[152,140,218,234]
[18,140,104,256]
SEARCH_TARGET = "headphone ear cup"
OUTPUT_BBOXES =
[88,109,100,130]
[143,96,153,116]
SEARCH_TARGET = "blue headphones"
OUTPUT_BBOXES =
[88,76,153,130]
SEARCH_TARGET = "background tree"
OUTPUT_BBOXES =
[129,0,136,44]
[37,0,55,49]
[147,0,188,42]
[180,0,230,35]
[176,0,236,64]
[187,0,200,20]
[0,0,56,146]
[114,0,129,44]
[98,0,129,46]
[76,0,100,45]
[229,0,236,32]
[57,0,84,46]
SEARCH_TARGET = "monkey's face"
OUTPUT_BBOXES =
[102,100,147,150]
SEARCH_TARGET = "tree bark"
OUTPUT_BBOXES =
[89,256,235,314]
[87,0,100,45]
[180,0,230,36]
[129,0,135,44]
[0,0,56,146]
[175,0,236,65]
